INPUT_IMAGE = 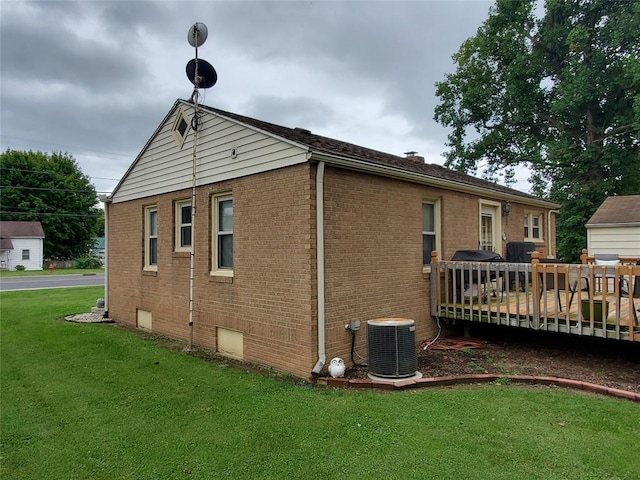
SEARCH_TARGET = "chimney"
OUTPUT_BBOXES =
[404,151,425,163]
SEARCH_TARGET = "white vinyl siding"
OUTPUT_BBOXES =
[112,103,309,203]
[3,237,44,271]
[587,226,640,257]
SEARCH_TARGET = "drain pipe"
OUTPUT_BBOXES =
[99,195,110,317]
[312,161,326,376]
[547,209,560,258]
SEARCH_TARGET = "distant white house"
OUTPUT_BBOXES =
[586,195,640,258]
[0,221,45,271]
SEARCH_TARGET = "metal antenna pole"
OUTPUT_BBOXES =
[186,28,201,352]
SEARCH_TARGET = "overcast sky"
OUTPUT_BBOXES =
[1,0,532,196]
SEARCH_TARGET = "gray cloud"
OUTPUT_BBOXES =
[1,0,504,194]
[242,95,334,131]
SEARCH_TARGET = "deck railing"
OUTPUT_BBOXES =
[430,251,640,342]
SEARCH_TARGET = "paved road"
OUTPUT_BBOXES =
[0,273,105,291]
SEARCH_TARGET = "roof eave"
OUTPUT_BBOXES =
[586,222,640,228]
[310,152,560,209]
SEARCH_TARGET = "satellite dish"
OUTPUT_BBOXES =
[186,58,218,88]
[187,22,208,48]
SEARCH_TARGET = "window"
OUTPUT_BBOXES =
[524,213,543,241]
[22,249,30,260]
[212,194,233,274]
[422,200,440,265]
[175,200,192,251]
[145,206,158,270]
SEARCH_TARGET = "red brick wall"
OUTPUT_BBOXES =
[321,167,434,363]
[108,161,557,378]
[108,164,316,378]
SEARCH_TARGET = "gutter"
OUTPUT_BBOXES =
[310,152,560,210]
[547,209,560,258]
[311,161,326,376]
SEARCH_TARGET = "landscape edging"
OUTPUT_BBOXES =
[318,374,640,402]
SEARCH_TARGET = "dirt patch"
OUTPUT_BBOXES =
[348,324,640,394]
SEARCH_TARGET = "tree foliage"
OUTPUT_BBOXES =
[434,0,640,261]
[0,149,101,259]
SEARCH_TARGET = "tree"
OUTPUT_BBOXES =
[434,0,640,261]
[0,149,102,259]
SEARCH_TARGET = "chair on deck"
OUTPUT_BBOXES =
[593,253,624,293]
[538,259,588,312]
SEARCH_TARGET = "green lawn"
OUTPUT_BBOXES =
[1,287,639,480]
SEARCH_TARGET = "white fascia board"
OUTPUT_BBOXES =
[587,223,640,228]
[108,100,184,202]
[310,152,560,210]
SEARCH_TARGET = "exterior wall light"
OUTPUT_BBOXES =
[503,201,512,217]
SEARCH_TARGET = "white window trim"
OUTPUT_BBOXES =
[478,199,503,253]
[22,249,30,261]
[524,212,544,242]
[422,199,441,272]
[175,199,192,252]
[144,205,158,271]
[211,193,233,277]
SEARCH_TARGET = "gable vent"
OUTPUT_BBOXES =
[171,110,190,148]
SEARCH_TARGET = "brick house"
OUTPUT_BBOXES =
[103,99,559,379]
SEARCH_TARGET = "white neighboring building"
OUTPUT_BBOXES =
[586,195,640,258]
[0,221,45,271]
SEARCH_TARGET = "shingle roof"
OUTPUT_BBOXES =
[198,102,548,203]
[586,195,640,226]
[0,221,45,238]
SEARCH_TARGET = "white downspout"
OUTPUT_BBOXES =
[99,196,110,317]
[547,209,560,258]
[312,161,326,376]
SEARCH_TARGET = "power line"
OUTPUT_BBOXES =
[0,167,120,182]
[0,211,102,218]
[0,134,134,159]
[0,185,110,194]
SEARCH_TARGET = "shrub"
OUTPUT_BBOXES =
[15,265,26,271]
[75,257,103,269]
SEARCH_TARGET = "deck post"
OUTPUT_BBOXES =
[531,251,541,328]
[580,248,588,265]
[430,250,439,317]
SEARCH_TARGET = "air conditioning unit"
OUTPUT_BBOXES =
[367,318,417,378]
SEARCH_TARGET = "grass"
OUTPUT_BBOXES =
[0,268,103,277]
[2,287,639,480]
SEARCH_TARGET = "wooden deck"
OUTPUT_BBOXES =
[431,258,640,342]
